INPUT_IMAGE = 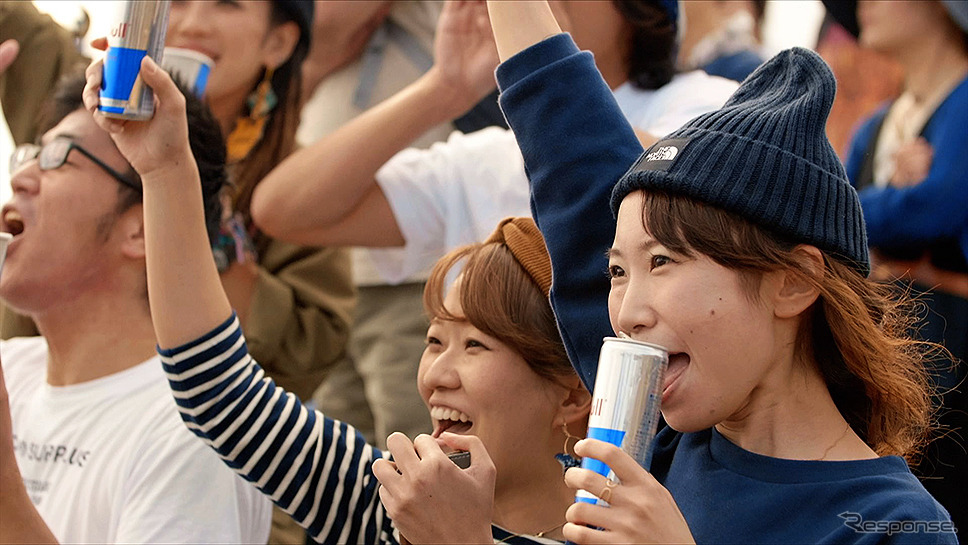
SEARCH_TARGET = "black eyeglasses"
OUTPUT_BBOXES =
[9,137,142,192]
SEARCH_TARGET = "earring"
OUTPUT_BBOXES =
[246,67,278,118]
[226,67,278,163]
[555,421,581,472]
[562,421,580,457]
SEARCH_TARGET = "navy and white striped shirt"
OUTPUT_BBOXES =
[158,314,560,545]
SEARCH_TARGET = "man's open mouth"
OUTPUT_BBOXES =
[2,209,24,236]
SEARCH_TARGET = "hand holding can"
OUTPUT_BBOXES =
[575,337,667,506]
[99,0,171,120]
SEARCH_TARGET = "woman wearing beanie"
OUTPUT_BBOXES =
[82,51,593,544]
[485,2,957,544]
[163,0,355,401]
[839,3,968,535]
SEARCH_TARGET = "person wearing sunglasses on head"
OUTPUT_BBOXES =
[0,71,271,544]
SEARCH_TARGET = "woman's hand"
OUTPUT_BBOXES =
[81,43,194,182]
[563,439,695,545]
[890,137,933,188]
[425,0,499,116]
[373,432,495,544]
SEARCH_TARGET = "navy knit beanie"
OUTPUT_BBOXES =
[610,47,869,275]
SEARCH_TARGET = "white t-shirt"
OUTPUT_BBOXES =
[369,71,738,284]
[1,337,272,544]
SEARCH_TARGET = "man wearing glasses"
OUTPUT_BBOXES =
[0,69,271,544]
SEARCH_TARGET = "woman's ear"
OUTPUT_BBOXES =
[556,375,592,426]
[263,21,300,71]
[772,245,824,319]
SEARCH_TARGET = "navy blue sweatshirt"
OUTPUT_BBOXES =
[495,33,956,545]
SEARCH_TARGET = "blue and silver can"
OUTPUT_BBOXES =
[161,47,214,98]
[575,337,667,506]
[99,0,171,120]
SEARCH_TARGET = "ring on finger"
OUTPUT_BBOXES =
[599,478,617,504]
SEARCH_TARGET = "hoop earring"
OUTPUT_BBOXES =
[555,421,582,471]
[226,67,278,163]
[562,421,580,458]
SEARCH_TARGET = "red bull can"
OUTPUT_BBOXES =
[575,337,667,506]
[99,0,171,120]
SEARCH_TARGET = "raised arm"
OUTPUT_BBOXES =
[486,1,643,389]
[82,56,230,347]
[486,1,561,61]
[251,1,499,248]
[82,57,395,545]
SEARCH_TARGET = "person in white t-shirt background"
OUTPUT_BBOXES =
[252,0,738,296]
[0,66,271,544]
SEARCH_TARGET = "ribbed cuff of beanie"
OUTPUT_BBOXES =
[611,128,870,275]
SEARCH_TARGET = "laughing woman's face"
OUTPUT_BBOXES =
[607,191,787,433]
[417,281,567,485]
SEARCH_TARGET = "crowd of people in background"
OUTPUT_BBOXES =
[0,1,963,544]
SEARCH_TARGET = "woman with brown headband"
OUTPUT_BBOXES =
[82,44,592,543]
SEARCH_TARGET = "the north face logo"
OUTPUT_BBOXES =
[631,138,690,174]
[646,146,679,162]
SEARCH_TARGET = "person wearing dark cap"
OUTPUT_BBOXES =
[81,42,600,544]
[161,0,355,404]
[484,1,957,543]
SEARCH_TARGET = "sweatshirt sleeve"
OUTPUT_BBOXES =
[158,315,398,545]
[494,33,644,390]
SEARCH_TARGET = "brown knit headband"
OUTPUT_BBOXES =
[484,217,553,298]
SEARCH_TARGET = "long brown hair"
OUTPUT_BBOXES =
[424,242,573,384]
[230,3,306,225]
[638,191,937,462]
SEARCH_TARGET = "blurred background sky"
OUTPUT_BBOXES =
[0,0,828,204]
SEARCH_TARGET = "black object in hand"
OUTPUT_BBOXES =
[447,451,471,469]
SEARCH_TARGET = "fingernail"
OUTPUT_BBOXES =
[142,57,156,73]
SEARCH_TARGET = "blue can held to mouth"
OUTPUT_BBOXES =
[161,47,213,98]
[575,337,667,506]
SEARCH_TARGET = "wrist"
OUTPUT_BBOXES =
[138,150,198,187]
[417,68,476,121]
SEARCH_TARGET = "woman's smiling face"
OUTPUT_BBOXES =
[607,191,784,432]
[167,1,296,108]
[417,281,566,478]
